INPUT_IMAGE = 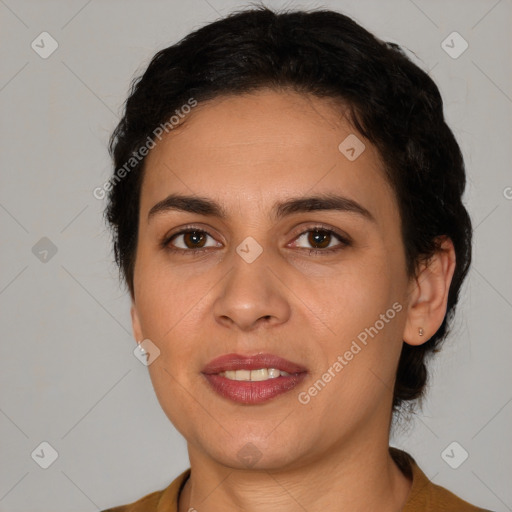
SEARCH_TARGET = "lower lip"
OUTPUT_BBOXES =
[203,373,307,404]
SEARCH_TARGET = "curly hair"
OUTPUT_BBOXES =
[104,5,472,413]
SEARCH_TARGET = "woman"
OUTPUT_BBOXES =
[102,6,492,511]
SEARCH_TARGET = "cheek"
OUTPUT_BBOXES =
[134,257,211,341]
[319,250,395,323]
[146,362,197,439]
[309,251,404,381]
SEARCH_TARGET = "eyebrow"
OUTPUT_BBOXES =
[147,193,376,224]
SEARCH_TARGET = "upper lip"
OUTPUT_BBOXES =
[202,353,308,375]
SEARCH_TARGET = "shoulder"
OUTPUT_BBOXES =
[424,478,494,511]
[101,489,164,512]
[101,468,191,512]
[390,447,494,512]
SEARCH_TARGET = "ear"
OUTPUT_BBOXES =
[403,236,456,346]
[131,302,144,343]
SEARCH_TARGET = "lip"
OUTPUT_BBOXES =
[202,353,307,375]
[201,353,308,405]
[203,373,307,404]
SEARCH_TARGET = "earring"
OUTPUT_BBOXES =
[418,327,424,336]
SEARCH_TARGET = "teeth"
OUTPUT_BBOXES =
[219,368,293,381]
[250,368,269,381]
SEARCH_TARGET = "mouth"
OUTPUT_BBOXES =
[202,353,308,404]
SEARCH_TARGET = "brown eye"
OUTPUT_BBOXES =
[167,230,220,251]
[292,228,349,253]
[182,231,207,249]
[307,230,332,249]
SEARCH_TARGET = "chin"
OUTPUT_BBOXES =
[202,433,307,471]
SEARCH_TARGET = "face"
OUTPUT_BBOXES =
[131,89,414,470]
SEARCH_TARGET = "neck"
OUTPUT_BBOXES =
[178,419,412,512]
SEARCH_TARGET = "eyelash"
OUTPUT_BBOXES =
[161,224,352,256]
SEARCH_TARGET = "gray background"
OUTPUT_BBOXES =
[1,0,511,511]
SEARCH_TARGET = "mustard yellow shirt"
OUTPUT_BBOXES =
[102,448,493,511]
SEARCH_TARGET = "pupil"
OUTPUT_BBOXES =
[309,230,330,249]
[185,231,205,248]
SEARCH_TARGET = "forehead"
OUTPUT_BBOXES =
[140,89,398,227]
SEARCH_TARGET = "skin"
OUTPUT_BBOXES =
[130,89,456,512]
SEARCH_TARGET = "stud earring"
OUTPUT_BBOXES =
[418,327,424,336]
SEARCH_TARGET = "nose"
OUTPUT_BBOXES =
[212,255,291,332]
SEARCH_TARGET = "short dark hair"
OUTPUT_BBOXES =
[105,5,472,414]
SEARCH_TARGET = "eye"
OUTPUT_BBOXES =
[290,226,351,254]
[164,229,221,253]
[162,224,351,256]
